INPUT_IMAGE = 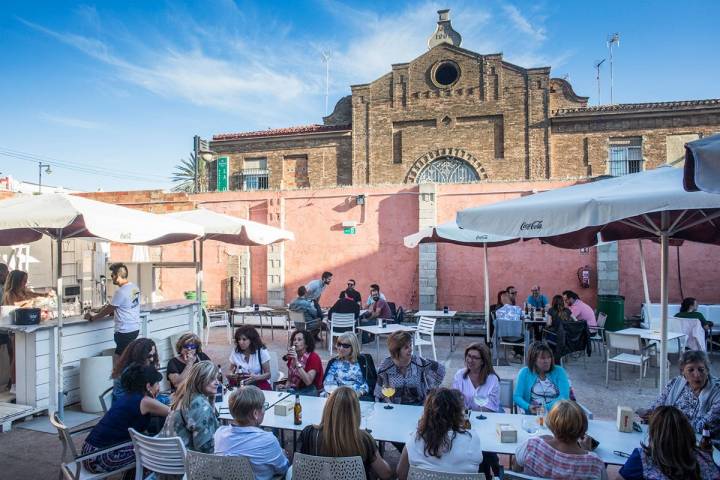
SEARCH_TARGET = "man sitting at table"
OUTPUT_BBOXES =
[366,283,386,307]
[362,286,392,322]
[338,278,362,304]
[527,285,549,309]
[328,293,360,323]
[289,286,322,340]
[563,290,597,330]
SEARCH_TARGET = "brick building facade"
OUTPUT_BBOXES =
[203,10,720,192]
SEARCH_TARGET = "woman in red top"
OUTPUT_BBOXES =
[283,329,323,396]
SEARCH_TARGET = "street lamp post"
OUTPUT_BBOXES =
[38,162,52,194]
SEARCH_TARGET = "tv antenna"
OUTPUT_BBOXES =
[594,59,606,105]
[607,33,620,104]
[321,50,331,115]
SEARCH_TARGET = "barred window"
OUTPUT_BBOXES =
[416,157,480,184]
[608,137,643,176]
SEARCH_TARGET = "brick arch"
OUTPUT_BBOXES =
[404,148,488,183]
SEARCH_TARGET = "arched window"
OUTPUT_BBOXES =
[416,157,480,184]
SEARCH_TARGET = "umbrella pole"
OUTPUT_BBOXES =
[196,239,204,335]
[638,240,652,324]
[483,243,490,345]
[659,213,670,391]
[56,234,64,420]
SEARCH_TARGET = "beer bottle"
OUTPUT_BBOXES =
[700,423,713,451]
[293,394,302,425]
[215,365,224,403]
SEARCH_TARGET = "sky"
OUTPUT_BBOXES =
[1,0,718,192]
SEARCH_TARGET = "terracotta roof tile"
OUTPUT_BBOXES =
[212,124,351,141]
[554,98,720,115]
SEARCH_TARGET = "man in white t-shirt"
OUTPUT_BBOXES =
[85,263,141,364]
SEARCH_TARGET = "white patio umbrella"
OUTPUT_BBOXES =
[0,193,204,417]
[404,221,517,342]
[166,209,295,309]
[684,133,720,194]
[457,166,720,389]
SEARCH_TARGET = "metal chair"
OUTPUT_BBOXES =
[128,428,187,480]
[495,314,524,365]
[50,412,135,480]
[408,466,485,479]
[203,308,231,345]
[288,310,307,331]
[185,450,254,480]
[291,453,364,480]
[498,378,515,413]
[98,386,113,413]
[328,313,356,354]
[590,312,607,359]
[605,332,654,389]
[415,316,438,360]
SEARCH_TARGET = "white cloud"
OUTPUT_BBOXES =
[39,112,103,130]
[502,4,546,42]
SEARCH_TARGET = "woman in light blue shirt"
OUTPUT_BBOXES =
[214,386,289,480]
[323,332,371,398]
[513,341,571,414]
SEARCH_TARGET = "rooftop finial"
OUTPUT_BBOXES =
[427,9,462,49]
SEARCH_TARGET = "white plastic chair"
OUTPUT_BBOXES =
[268,350,287,389]
[185,450,254,480]
[498,378,515,413]
[203,308,231,345]
[590,312,607,358]
[606,332,653,389]
[415,316,438,360]
[288,310,307,331]
[408,466,485,479]
[128,428,187,480]
[328,313,356,354]
[50,412,135,480]
[291,453,364,480]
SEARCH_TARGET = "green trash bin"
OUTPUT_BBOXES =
[597,294,625,332]
[184,290,208,308]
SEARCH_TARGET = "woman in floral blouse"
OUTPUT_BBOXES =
[323,332,374,399]
[160,360,220,453]
[374,330,445,406]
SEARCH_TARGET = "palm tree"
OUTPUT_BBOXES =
[171,153,205,193]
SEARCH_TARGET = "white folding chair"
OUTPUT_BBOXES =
[268,350,286,389]
[291,453,364,480]
[590,312,607,359]
[128,428,187,479]
[50,412,135,480]
[606,332,653,389]
[408,466,485,479]
[185,450,254,480]
[498,378,515,413]
[203,308,231,345]
[328,313,356,354]
[415,316,438,360]
[288,310,307,331]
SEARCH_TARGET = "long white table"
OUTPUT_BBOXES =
[230,306,277,339]
[218,391,643,465]
[357,324,417,361]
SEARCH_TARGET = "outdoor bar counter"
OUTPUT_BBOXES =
[0,300,199,412]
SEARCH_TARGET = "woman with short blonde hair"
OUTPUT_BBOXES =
[323,332,375,399]
[160,360,219,453]
[166,332,211,390]
[299,386,393,479]
[514,400,606,479]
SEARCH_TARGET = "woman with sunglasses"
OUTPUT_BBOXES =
[110,337,160,403]
[167,332,211,391]
[323,332,376,400]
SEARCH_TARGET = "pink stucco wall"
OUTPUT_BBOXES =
[101,182,720,315]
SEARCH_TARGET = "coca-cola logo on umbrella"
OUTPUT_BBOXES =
[520,220,543,231]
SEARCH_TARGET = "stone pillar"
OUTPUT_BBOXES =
[596,242,619,295]
[267,197,286,306]
[226,249,251,306]
[418,183,438,310]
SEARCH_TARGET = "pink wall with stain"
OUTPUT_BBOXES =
[99,182,720,315]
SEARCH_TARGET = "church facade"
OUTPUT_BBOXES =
[204,10,720,192]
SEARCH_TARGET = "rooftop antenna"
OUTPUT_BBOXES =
[594,59,606,105]
[321,50,331,116]
[607,33,620,104]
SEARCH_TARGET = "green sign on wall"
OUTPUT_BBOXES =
[217,157,228,192]
[343,227,356,235]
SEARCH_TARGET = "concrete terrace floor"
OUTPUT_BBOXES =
[2,326,717,479]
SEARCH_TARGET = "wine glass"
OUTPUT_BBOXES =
[360,402,374,432]
[381,383,396,410]
[473,390,489,420]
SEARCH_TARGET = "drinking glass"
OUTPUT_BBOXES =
[381,383,396,410]
[360,402,374,432]
[522,417,539,434]
[473,391,489,420]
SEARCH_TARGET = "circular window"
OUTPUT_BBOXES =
[432,61,460,87]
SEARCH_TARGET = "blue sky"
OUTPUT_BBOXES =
[1,0,718,192]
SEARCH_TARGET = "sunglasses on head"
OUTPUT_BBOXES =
[336,342,352,349]
[183,343,198,350]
